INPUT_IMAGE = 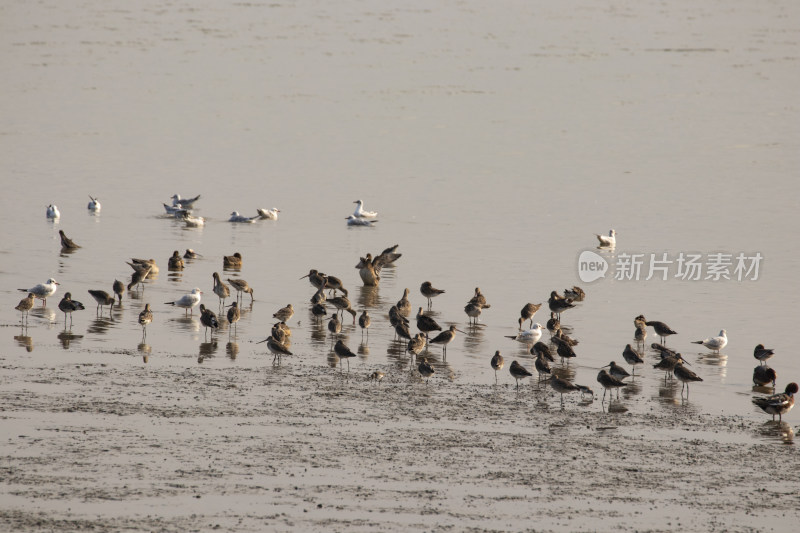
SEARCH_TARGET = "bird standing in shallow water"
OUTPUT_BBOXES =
[58,292,85,328]
[46,204,60,219]
[597,369,628,401]
[87,290,115,315]
[548,291,575,320]
[673,362,703,397]
[165,288,202,316]
[420,281,445,309]
[509,360,532,390]
[418,358,435,384]
[226,301,240,333]
[334,340,357,371]
[327,313,341,338]
[429,325,464,358]
[637,315,677,345]
[753,366,777,388]
[199,304,219,337]
[490,351,504,384]
[113,280,125,304]
[518,303,542,330]
[416,307,442,340]
[358,310,371,339]
[753,344,775,366]
[752,383,797,421]
[549,374,581,407]
[227,278,254,302]
[622,344,644,374]
[212,272,230,307]
[138,303,153,339]
[15,293,36,325]
[273,304,294,323]
[18,278,59,307]
[692,329,727,353]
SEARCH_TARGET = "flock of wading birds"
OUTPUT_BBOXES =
[11,198,796,421]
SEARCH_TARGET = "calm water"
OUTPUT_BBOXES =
[1,0,799,423]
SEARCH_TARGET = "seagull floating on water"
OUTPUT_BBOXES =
[171,194,201,208]
[46,204,60,219]
[353,199,378,218]
[595,229,616,247]
[345,215,377,226]
[87,195,101,212]
[691,329,727,353]
[257,207,280,220]
[229,211,259,223]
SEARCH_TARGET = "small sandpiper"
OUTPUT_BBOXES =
[358,310,371,339]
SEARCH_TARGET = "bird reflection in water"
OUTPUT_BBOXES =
[198,339,218,363]
[15,332,34,352]
[358,342,370,358]
[58,330,83,349]
[357,285,380,310]
[756,421,794,445]
[87,316,114,335]
[138,342,151,364]
[226,341,239,360]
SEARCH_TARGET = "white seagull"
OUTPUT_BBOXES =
[353,199,378,218]
[504,323,544,345]
[229,211,259,223]
[257,207,280,220]
[18,278,59,305]
[346,215,378,227]
[165,288,202,315]
[87,195,101,212]
[171,194,201,208]
[692,329,728,353]
[163,203,188,215]
[46,204,60,219]
[595,229,616,247]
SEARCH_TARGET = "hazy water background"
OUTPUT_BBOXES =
[1,0,799,426]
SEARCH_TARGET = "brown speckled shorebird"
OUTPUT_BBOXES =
[549,374,581,407]
[226,301,240,332]
[518,303,542,330]
[490,350,504,384]
[15,293,36,325]
[168,250,184,270]
[673,362,703,398]
[87,289,115,315]
[138,303,153,338]
[113,279,125,304]
[58,230,80,250]
[358,310,371,339]
[223,252,242,269]
[227,278,254,303]
[212,272,230,307]
[636,315,677,345]
[273,304,294,322]
[396,288,412,317]
[429,325,465,358]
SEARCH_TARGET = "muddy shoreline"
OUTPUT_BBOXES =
[1,359,796,532]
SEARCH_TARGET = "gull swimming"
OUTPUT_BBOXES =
[595,229,616,247]
[163,203,186,215]
[87,195,101,212]
[229,211,259,223]
[46,204,60,219]
[171,194,201,208]
[165,288,202,316]
[345,215,377,226]
[18,278,59,306]
[257,207,280,220]
[353,199,378,218]
[691,329,727,353]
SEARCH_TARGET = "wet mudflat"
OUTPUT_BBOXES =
[1,357,795,532]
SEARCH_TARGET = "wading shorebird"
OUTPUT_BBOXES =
[334,340,357,371]
[416,307,442,340]
[226,301,240,332]
[87,290,115,315]
[464,302,482,325]
[692,329,727,353]
[18,278,59,306]
[673,362,703,397]
[563,286,585,301]
[420,281,445,309]
[548,291,575,320]
[636,315,677,345]
[129,258,159,277]
[168,251,184,270]
[15,293,36,325]
[752,383,797,421]
[518,303,542,330]
[138,303,153,338]
[490,351,504,384]
[753,344,775,366]
[595,229,616,247]
[370,371,385,384]
[597,369,628,401]
[653,353,687,382]
[429,325,465,358]
[509,360,532,390]
[58,292,85,328]
[531,342,554,363]
[327,312,342,337]
[113,279,125,304]
[549,374,581,407]
[227,278,254,302]
[260,335,293,364]
[396,288,412,317]
[604,361,631,382]
[328,296,356,323]
[58,230,80,250]
[418,358,435,384]
[273,304,294,322]
[534,354,551,383]
[212,272,230,307]
[407,333,426,359]
[468,287,491,309]
[165,288,202,316]
[127,266,150,291]
[358,310,371,339]
[622,344,644,374]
